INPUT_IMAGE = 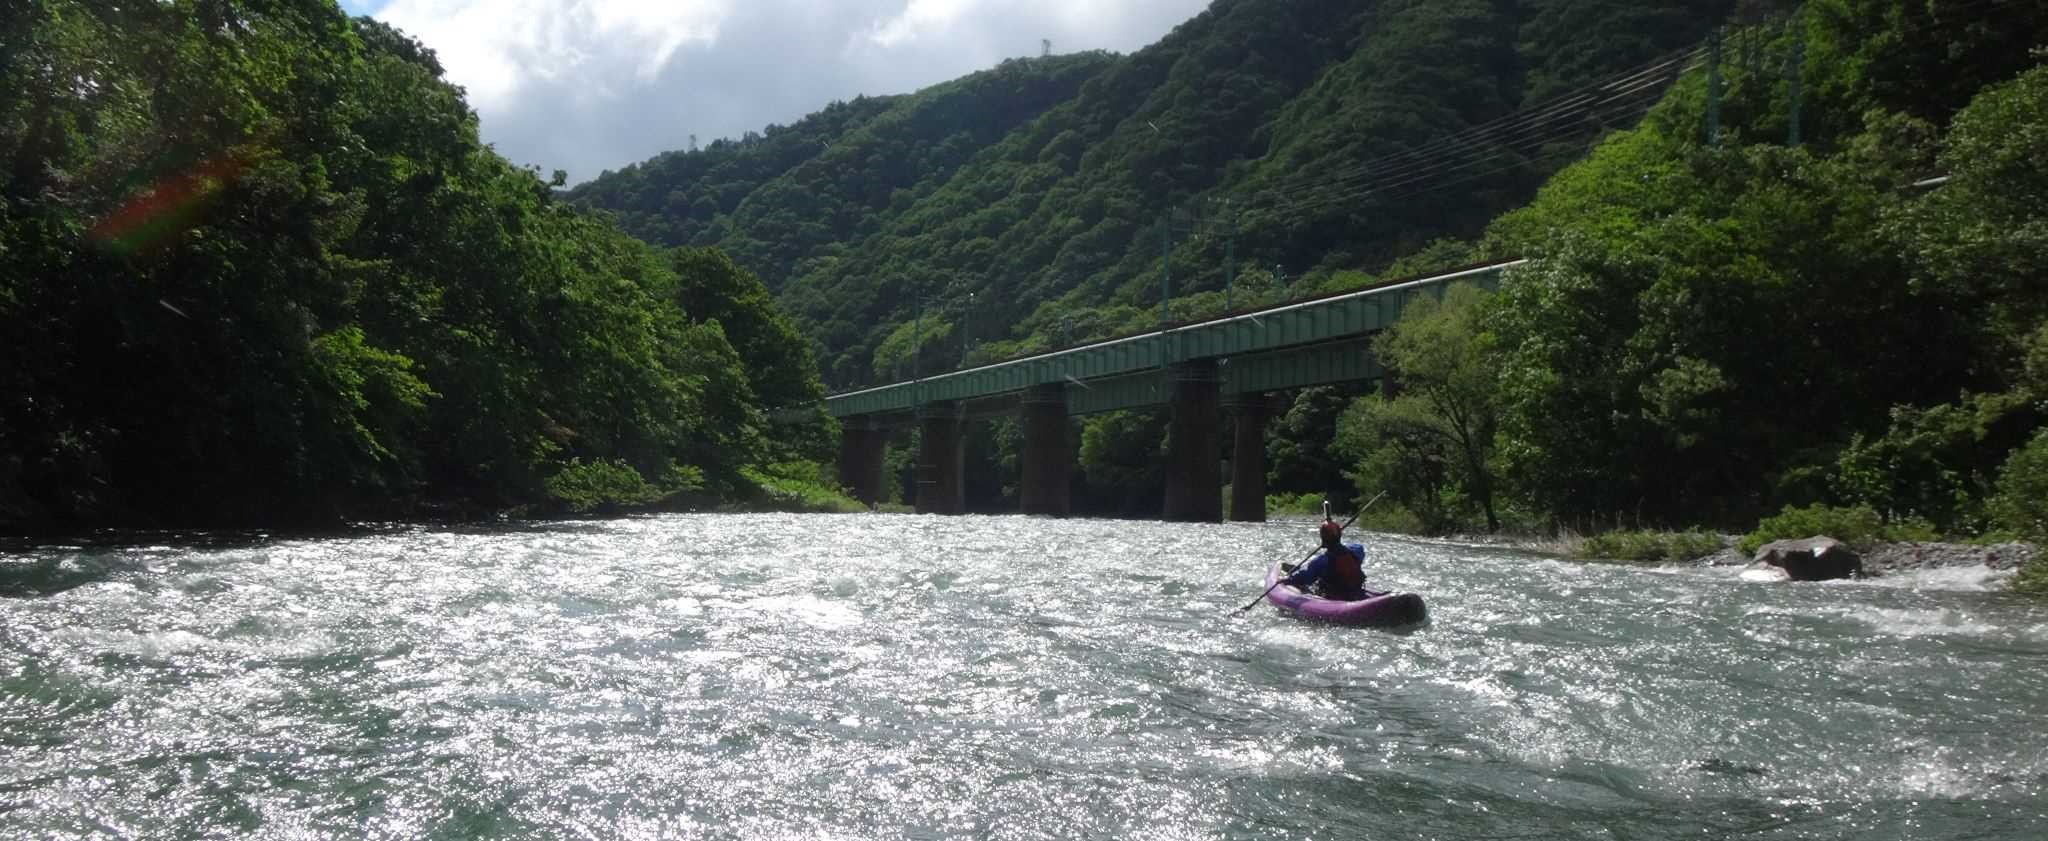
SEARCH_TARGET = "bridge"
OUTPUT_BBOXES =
[822,259,1526,521]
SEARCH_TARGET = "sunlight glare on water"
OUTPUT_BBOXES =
[4,514,2047,839]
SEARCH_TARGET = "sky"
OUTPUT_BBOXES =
[336,0,1213,183]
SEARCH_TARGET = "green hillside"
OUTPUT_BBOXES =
[576,0,2048,539]
[574,0,1735,387]
[1,0,844,529]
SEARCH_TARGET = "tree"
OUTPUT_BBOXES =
[0,1,837,528]
[1341,283,1504,533]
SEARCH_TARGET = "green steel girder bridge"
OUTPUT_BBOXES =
[826,259,1526,521]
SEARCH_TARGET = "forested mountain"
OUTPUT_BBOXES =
[572,0,1736,387]
[577,0,2048,541]
[8,0,2042,542]
[568,52,1121,297]
[1,0,837,529]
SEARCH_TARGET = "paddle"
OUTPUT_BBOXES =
[1232,490,1387,616]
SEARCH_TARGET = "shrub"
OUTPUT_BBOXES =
[1990,430,2048,543]
[1738,504,1938,555]
[1266,492,1328,518]
[1357,504,1426,535]
[740,461,867,514]
[545,459,688,513]
[2013,559,2048,596]
[1577,530,1724,563]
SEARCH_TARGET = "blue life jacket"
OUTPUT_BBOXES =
[1286,542,1369,600]
[1320,542,1367,598]
[1324,542,1366,595]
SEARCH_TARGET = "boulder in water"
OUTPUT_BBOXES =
[1752,536,1863,581]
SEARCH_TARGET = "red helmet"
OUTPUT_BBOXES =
[1319,520,1344,543]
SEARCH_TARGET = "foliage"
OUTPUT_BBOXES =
[1356,504,1427,536]
[1335,393,1465,536]
[1577,530,1725,563]
[1075,411,1167,518]
[0,1,829,528]
[1371,283,1504,531]
[2013,560,2048,597]
[1738,504,1938,555]
[1330,282,1505,535]
[545,459,698,514]
[739,461,867,514]
[667,248,835,461]
[1990,431,2048,544]
[870,318,956,381]
[18,0,2041,535]
[569,53,1119,285]
[569,0,1726,392]
[1485,133,1972,529]
[553,0,2048,534]
[1834,392,2036,532]
[1264,492,1326,518]
[1897,64,2048,391]
[1265,386,1366,502]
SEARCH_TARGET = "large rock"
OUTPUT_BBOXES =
[1753,536,1864,581]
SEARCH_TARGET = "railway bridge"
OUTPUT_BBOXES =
[820,260,1524,521]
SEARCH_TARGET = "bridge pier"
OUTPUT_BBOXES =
[1163,360,1222,523]
[1227,394,1275,522]
[1019,384,1071,517]
[916,403,965,515]
[835,419,890,507]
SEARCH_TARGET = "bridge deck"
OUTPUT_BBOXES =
[823,259,1525,420]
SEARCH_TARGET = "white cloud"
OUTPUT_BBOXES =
[368,0,1214,182]
[868,0,976,48]
[378,0,728,107]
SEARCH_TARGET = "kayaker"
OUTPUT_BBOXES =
[1282,520,1369,601]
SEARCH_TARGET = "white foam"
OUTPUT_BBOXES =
[1889,745,1984,799]
[1862,564,2014,593]
[1848,606,1999,638]
[1750,605,2006,639]
[57,628,211,658]
[739,594,863,630]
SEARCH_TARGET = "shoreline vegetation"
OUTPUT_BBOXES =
[1,3,846,532]
[5,0,2044,605]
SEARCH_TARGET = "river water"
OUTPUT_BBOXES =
[3,514,2045,839]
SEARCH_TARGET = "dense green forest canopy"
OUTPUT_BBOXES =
[574,0,2046,536]
[7,0,2045,543]
[572,0,1740,390]
[1353,0,2048,535]
[1,0,836,529]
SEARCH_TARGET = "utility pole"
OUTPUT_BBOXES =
[1705,26,1722,146]
[960,292,974,366]
[911,297,924,383]
[1786,10,1805,148]
[1166,212,1177,324]
[1223,201,1237,311]
[1042,39,1052,58]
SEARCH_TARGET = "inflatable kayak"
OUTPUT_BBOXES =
[1261,563,1428,628]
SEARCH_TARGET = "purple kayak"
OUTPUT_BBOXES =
[1261,563,1429,628]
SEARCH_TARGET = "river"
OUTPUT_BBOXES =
[3,514,2045,839]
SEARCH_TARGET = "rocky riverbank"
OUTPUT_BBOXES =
[1699,540,2036,575]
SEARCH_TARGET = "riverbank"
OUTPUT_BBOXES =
[1691,541,2038,574]
[1415,526,2045,594]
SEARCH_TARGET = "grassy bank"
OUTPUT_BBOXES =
[1574,530,1726,563]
